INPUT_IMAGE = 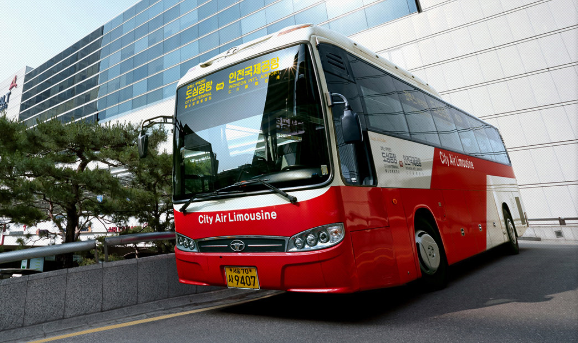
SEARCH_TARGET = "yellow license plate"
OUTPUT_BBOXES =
[225,266,260,289]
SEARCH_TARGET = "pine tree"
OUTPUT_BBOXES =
[0,117,173,267]
[117,125,174,253]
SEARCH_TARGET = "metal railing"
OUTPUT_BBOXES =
[0,240,97,265]
[527,217,578,226]
[103,231,175,261]
[0,231,176,265]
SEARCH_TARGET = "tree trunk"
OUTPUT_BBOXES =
[59,206,79,268]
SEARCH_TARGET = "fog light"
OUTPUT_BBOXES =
[306,233,317,247]
[295,237,305,249]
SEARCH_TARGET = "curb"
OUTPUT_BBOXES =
[521,226,578,242]
[1,288,281,343]
[519,236,541,241]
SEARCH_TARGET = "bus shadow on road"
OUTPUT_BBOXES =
[220,243,577,323]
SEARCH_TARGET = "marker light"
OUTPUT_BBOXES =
[176,233,198,252]
[277,24,313,36]
[287,223,345,252]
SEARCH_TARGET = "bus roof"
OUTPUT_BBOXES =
[177,24,440,97]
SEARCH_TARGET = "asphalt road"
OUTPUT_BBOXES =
[44,241,578,343]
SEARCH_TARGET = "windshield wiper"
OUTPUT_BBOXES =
[251,178,298,205]
[180,178,297,213]
[179,185,243,213]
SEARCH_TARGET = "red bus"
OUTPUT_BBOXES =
[146,25,528,293]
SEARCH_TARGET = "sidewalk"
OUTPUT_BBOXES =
[521,226,578,242]
[0,288,281,343]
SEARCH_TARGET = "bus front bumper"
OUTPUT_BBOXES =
[174,236,359,293]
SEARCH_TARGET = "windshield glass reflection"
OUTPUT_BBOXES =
[173,44,330,200]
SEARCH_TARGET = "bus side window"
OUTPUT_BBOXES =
[467,116,495,161]
[485,126,511,164]
[451,108,481,155]
[350,58,410,138]
[393,81,441,146]
[426,96,464,153]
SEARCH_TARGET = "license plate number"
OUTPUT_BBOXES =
[225,267,260,289]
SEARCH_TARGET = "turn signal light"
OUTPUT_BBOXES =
[278,24,313,36]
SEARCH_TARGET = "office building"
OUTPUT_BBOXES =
[9,0,578,219]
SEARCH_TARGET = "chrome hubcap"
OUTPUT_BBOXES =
[416,230,441,275]
[507,219,517,244]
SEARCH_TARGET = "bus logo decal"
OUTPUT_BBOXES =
[439,151,474,170]
[230,240,246,252]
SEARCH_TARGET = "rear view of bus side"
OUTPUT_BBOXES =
[170,25,528,293]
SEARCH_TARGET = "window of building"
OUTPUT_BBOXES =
[328,9,368,36]
[219,4,240,26]
[295,3,328,25]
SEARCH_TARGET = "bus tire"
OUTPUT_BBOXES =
[503,209,519,255]
[415,218,448,291]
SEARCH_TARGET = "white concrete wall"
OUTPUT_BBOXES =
[351,0,578,218]
[0,67,31,121]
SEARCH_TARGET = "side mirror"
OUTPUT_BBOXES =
[331,93,362,144]
[341,108,362,144]
[137,131,149,158]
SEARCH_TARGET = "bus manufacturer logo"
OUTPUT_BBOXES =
[230,240,246,252]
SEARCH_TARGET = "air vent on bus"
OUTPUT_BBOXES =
[327,53,346,72]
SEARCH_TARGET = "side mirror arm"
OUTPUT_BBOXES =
[137,116,174,158]
[329,93,362,144]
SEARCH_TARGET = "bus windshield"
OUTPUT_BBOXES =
[173,44,330,201]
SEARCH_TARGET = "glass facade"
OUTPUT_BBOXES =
[19,0,419,126]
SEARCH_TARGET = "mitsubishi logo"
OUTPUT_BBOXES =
[230,240,245,252]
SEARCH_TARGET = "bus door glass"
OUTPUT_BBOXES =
[318,43,375,186]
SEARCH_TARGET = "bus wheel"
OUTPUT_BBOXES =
[415,219,448,290]
[504,210,519,255]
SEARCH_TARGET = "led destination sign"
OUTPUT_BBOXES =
[180,56,281,111]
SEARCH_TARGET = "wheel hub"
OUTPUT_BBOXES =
[416,230,441,275]
[507,219,517,244]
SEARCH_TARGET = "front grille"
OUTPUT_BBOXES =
[197,237,286,253]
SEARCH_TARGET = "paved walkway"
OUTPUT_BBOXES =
[521,226,578,241]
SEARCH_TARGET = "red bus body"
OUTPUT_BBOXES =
[172,25,527,293]
[175,145,525,293]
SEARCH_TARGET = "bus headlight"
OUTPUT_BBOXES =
[287,223,345,252]
[176,233,198,252]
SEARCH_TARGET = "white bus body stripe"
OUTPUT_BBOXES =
[368,132,434,189]
[175,186,331,213]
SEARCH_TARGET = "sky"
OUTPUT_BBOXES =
[0,0,138,82]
